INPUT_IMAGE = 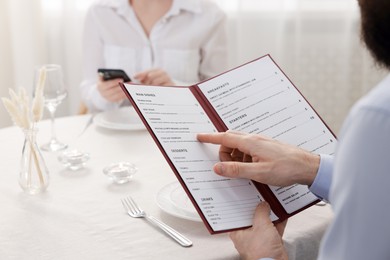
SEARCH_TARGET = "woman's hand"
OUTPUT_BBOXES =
[134,68,174,86]
[97,76,127,102]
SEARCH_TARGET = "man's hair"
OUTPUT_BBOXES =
[359,0,390,70]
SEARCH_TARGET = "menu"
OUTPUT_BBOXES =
[120,55,337,234]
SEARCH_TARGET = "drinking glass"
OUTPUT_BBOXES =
[35,64,68,151]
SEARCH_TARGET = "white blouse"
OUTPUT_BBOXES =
[80,0,228,111]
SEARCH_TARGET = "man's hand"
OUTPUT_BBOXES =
[197,131,319,187]
[230,201,288,260]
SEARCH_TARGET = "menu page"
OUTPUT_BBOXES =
[198,56,337,214]
[124,84,278,232]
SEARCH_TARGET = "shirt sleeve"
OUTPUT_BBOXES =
[80,6,121,112]
[318,100,390,260]
[309,154,334,202]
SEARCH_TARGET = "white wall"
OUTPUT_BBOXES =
[0,0,14,128]
[0,0,90,129]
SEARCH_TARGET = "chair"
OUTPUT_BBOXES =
[78,102,88,115]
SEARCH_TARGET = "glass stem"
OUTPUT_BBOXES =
[48,106,57,141]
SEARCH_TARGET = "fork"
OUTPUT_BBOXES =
[121,196,193,247]
[77,113,96,138]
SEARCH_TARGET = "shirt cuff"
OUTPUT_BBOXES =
[309,154,334,202]
[82,85,121,112]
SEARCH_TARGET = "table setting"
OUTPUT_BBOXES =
[0,67,333,259]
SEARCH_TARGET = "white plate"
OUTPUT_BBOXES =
[93,107,145,130]
[156,182,201,222]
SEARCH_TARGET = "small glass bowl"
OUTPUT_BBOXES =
[58,149,90,171]
[103,162,137,184]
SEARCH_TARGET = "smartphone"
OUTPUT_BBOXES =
[98,68,131,82]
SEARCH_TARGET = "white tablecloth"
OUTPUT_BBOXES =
[0,115,333,260]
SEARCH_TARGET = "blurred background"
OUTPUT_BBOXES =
[0,0,388,133]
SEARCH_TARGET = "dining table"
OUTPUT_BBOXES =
[0,108,333,260]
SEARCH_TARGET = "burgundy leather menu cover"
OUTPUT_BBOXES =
[120,54,336,234]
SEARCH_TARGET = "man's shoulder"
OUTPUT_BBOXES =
[359,73,390,113]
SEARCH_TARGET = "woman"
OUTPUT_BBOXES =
[80,0,228,112]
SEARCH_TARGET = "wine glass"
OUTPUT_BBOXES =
[35,64,68,152]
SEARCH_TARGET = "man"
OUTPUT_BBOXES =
[197,0,390,259]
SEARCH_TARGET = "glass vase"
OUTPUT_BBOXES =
[19,127,50,194]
